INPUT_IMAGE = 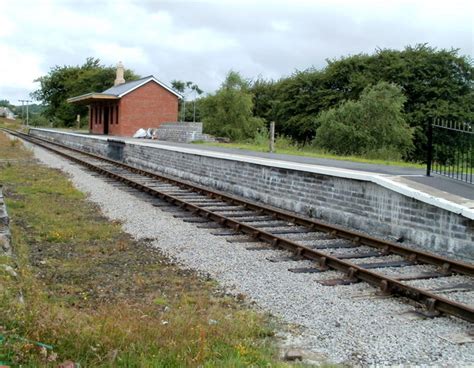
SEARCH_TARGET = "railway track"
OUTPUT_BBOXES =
[3,128,474,323]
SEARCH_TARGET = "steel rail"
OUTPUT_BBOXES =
[3,129,474,322]
[11,129,473,277]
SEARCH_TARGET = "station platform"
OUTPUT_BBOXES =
[25,128,474,259]
[28,129,474,219]
[119,137,474,220]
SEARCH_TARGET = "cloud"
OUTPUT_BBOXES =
[0,44,43,101]
[0,0,472,103]
[89,43,150,66]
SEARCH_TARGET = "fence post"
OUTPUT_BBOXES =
[269,121,275,153]
[426,118,433,177]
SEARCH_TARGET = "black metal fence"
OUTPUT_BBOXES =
[426,118,473,184]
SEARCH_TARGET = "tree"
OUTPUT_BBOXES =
[251,45,473,161]
[0,100,12,108]
[0,100,17,114]
[314,82,413,159]
[31,58,140,126]
[200,71,264,140]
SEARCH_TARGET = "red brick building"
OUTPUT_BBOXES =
[68,64,182,136]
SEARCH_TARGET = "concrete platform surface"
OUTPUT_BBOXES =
[127,138,474,201]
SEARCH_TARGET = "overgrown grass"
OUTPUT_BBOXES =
[0,117,24,132]
[194,137,425,169]
[0,132,307,367]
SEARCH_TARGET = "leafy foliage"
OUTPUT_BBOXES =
[314,82,413,159]
[250,45,473,161]
[31,58,140,127]
[171,80,203,95]
[201,71,264,140]
[0,99,15,110]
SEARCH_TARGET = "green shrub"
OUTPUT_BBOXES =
[313,81,413,158]
[275,135,297,150]
[201,71,264,140]
[252,127,270,146]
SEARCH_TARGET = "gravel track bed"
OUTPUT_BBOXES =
[29,143,474,367]
[441,292,474,306]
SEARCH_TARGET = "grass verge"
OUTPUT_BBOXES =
[0,131,304,367]
[192,141,425,169]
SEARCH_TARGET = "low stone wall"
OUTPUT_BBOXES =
[0,186,12,256]
[154,122,215,143]
[29,128,474,260]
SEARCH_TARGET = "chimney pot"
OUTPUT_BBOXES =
[114,61,126,86]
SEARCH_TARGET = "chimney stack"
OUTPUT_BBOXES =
[114,61,126,86]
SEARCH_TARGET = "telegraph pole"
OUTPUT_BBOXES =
[19,100,25,125]
[19,99,32,127]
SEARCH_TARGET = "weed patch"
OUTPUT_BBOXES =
[0,132,302,367]
[193,140,424,168]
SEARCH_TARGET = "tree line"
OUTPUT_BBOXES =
[30,45,473,162]
[201,44,472,162]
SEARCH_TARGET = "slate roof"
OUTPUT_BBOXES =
[67,75,182,104]
[101,75,182,98]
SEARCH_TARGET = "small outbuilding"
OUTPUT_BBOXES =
[67,62,182,136]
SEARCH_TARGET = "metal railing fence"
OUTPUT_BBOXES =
[426,118,473,184]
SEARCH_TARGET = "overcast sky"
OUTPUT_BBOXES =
[0,0,473,104]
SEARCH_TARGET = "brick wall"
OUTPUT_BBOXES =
[29,129,474,260]
[86,81,179,137]
[113,81,179,137]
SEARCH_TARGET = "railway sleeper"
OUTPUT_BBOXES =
[305,240,356,250]
[7,129,474,324]
[226,237,263,243]
[332,250,382,259]
[230,215,275,222]
[181,218,210,223]
[201,205,247,210]
[356,260,415,269]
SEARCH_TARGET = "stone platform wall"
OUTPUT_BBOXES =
[154,122,215,143]
[29,128,474,260]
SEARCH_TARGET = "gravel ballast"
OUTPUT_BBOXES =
[29,142,474,366]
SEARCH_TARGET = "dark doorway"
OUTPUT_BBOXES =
[104,106,109,135]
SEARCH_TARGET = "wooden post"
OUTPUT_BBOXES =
[269,121,275,153]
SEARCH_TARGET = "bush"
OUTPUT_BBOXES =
[313,82,413,158]
[201,71,264,140]
[252,127,270,146]
[275,135,297,150]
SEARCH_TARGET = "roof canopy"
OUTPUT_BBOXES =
[66,93,119,105]
[67,75,182,105]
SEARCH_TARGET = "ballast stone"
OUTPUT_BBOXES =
[283,349,303,361]
[27,138,474,366]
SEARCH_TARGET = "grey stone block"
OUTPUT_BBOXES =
[0,230,11,255]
